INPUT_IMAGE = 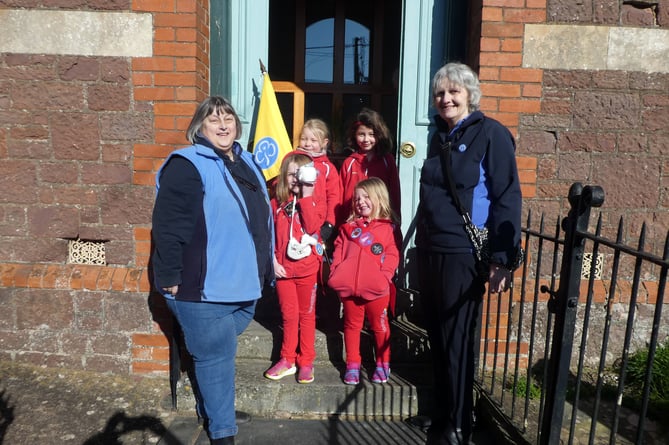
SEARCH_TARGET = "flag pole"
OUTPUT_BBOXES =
[259,59,267,75]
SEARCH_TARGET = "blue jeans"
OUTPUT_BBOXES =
[166,298,256,440]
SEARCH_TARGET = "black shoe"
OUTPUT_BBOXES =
[426,427,468,445]
[210,436,234,445]
[235,410,252,424]
[408,415,432,432]
[442,428,467,445]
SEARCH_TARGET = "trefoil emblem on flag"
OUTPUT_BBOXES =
[253,136,280,171]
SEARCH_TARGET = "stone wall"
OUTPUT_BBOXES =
[513,0,669,256]
[0,1,210,375]
[0,54,153,266]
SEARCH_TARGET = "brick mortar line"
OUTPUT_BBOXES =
[0,262,151,293]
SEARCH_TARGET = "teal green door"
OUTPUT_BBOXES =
[395,0,468,289]
[213,0,468,289]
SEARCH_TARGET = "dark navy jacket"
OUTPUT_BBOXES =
[416,111,522,267]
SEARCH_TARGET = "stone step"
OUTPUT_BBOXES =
[174,307,435,419]
[237,359,432,419]
[175,358,433,420]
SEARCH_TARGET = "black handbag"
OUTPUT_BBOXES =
[439,140,524,276]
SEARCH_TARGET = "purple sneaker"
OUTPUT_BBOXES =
[371,366,390,383]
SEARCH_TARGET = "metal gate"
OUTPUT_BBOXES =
[475,183,669,445]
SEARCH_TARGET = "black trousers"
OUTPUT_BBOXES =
[418,250,485,441]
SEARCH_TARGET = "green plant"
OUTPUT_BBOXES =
[622,341,669,420]
[625,341,669,402]
[508,375,541,400]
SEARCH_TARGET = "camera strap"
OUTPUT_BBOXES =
[288,195,303,241]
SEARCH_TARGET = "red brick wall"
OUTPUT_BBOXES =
[478,0,669,255]
[476,0,669,365]
[477,0,547,201]
[0,0,209,375]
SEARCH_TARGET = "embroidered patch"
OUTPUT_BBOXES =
[359,232,373,247]
[282,201,295,217]
[351,227,362,239]
[370,243,383,255]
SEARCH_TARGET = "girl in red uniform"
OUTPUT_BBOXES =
[338,108,401,227]
[264,153,326,384]
[328,177,400,385]
[295,119,341,244]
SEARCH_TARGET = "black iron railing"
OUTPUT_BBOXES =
[476,183,669,445]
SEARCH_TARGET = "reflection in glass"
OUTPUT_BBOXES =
[305,18,370,85]
[344,19,369,84]
[305,19,334,83]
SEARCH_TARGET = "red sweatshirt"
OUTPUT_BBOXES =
[272,194,326,278]
[338,151,401,225]
[328,217,400,301]
[309,153,341,226]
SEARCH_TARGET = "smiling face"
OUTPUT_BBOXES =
[201,111,237,158]
[353,187,375,219]
[298,127,327,155]
[355,125,376,154]
[433,80,471,129]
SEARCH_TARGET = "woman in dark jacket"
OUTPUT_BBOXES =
[416,63,522,445]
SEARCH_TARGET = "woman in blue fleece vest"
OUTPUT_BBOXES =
[152,96,273,445]
[416,63,522,445]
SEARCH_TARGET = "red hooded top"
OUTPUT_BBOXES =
[296,150,341,227]
[338,151,401,225]
[272,191,326,278]
[328,217,400,301]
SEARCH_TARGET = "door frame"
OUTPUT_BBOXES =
[211,0,471,289]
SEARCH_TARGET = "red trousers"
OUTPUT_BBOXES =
[342,295,390,365]
[276,273,318,367]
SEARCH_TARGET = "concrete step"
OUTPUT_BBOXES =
[174,310,435,419]
[236,359,432,419]
[175,358,433,420]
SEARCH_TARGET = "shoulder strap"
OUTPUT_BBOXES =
[439,141,467,218]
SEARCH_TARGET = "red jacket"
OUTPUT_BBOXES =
[328,217,400,300]
[338,151,401,225]
[310,153,341,226]
[272,194,326,278]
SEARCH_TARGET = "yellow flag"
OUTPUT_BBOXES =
[252,72,293,180]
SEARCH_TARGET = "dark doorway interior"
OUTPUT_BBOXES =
[268,0,401,157]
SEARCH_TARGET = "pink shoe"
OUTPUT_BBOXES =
[297,365,314,384]
[371,365,390,384]
[264,358,296,380]
[343,363,360,385]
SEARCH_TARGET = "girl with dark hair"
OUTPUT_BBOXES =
[338,108,401,226]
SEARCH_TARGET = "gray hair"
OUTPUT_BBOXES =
[432,63,481,112]
[186,96,242,143]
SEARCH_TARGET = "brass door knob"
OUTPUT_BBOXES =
[399,141,416,158]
